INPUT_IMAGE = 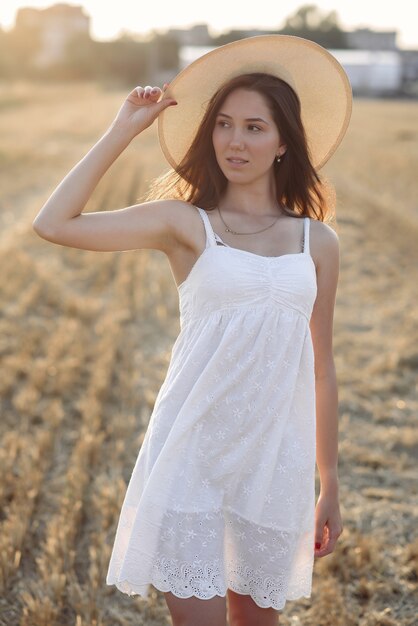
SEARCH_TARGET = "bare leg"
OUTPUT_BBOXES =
[227,588,280,626]
[163,591,228,626]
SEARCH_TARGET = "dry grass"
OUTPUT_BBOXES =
[0,80,417,625]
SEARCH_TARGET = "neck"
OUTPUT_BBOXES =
[218,181,283,217]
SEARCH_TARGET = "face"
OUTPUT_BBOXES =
[211,88,286,183]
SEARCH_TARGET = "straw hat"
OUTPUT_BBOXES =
[158,34,352,171]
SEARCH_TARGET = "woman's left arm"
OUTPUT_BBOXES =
[309,219,343,558]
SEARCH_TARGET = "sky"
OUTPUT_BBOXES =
[1,0,417,49]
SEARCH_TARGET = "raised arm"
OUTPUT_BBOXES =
[32,84,179,253]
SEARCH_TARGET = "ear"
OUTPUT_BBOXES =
[278,143,287,157]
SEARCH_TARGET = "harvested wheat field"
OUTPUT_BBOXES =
[0,81,417,626]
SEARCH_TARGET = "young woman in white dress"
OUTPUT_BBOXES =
[33,35,350,626]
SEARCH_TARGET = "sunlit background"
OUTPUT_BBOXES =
[1,0,418,96]
[1,3,418,626]
[1,0,418,48]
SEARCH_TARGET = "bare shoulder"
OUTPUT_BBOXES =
[166,200,204,251]
[151,198,194,227]
[309,218,340,272]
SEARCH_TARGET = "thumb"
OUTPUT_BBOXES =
[157,97,178,112]
[314,520,325,551]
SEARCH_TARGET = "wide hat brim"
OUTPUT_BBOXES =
[158,34,352,171]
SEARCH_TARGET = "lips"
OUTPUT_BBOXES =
[227,158,248,163]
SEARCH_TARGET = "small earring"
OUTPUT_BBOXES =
[276,154,281,163]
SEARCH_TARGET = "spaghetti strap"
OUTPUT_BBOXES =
[196,207,217,248]
[303,217,310,255]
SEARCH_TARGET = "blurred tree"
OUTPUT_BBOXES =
[211,30,258,46]
[54,34,149,85]
[210,5,348,49]
[152,33,179,71]
[280,4,349,48]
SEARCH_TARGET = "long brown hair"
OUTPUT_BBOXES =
[142,72,335,222]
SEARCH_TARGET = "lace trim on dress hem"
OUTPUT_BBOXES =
[111,576,312,611]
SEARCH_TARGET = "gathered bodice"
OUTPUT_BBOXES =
[178,208,317,326]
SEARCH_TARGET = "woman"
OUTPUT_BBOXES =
[33,35,351,626]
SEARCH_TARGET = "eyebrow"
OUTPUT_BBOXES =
[216,112,270,125]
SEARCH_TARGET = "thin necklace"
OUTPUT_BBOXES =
[217,206,282,235]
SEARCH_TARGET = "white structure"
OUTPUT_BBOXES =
[168,24,211,46]
[179,45,217,71]
[180,46,403,96]
[330,49,403,95]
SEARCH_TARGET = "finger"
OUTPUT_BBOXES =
[149,86,162,99]
[157,96,178,111]
[314,538,328,557]
[315,524,340,557]
[314,524,327,553]
[326,519,343,543]
[314,526,326,550]
[314,538,325,554]
[142,85,153,99]
[322,528,341,555]
[316,539,335,557]
[326,536,338,553]
[135,86,145,98]
[144,86,163,101]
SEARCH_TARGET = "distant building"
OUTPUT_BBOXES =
[168,24,211,46]
[346,28,398,51]
[180,45,404,97]
[400,50,418,96]
[15,3,90,67]
[179,45,216,70]
[330,49,403,96]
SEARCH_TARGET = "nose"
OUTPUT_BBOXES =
[229,129,245,150]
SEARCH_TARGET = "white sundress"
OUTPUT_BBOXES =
[106,206,318,611]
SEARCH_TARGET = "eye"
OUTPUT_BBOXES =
[216,121,261,131]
